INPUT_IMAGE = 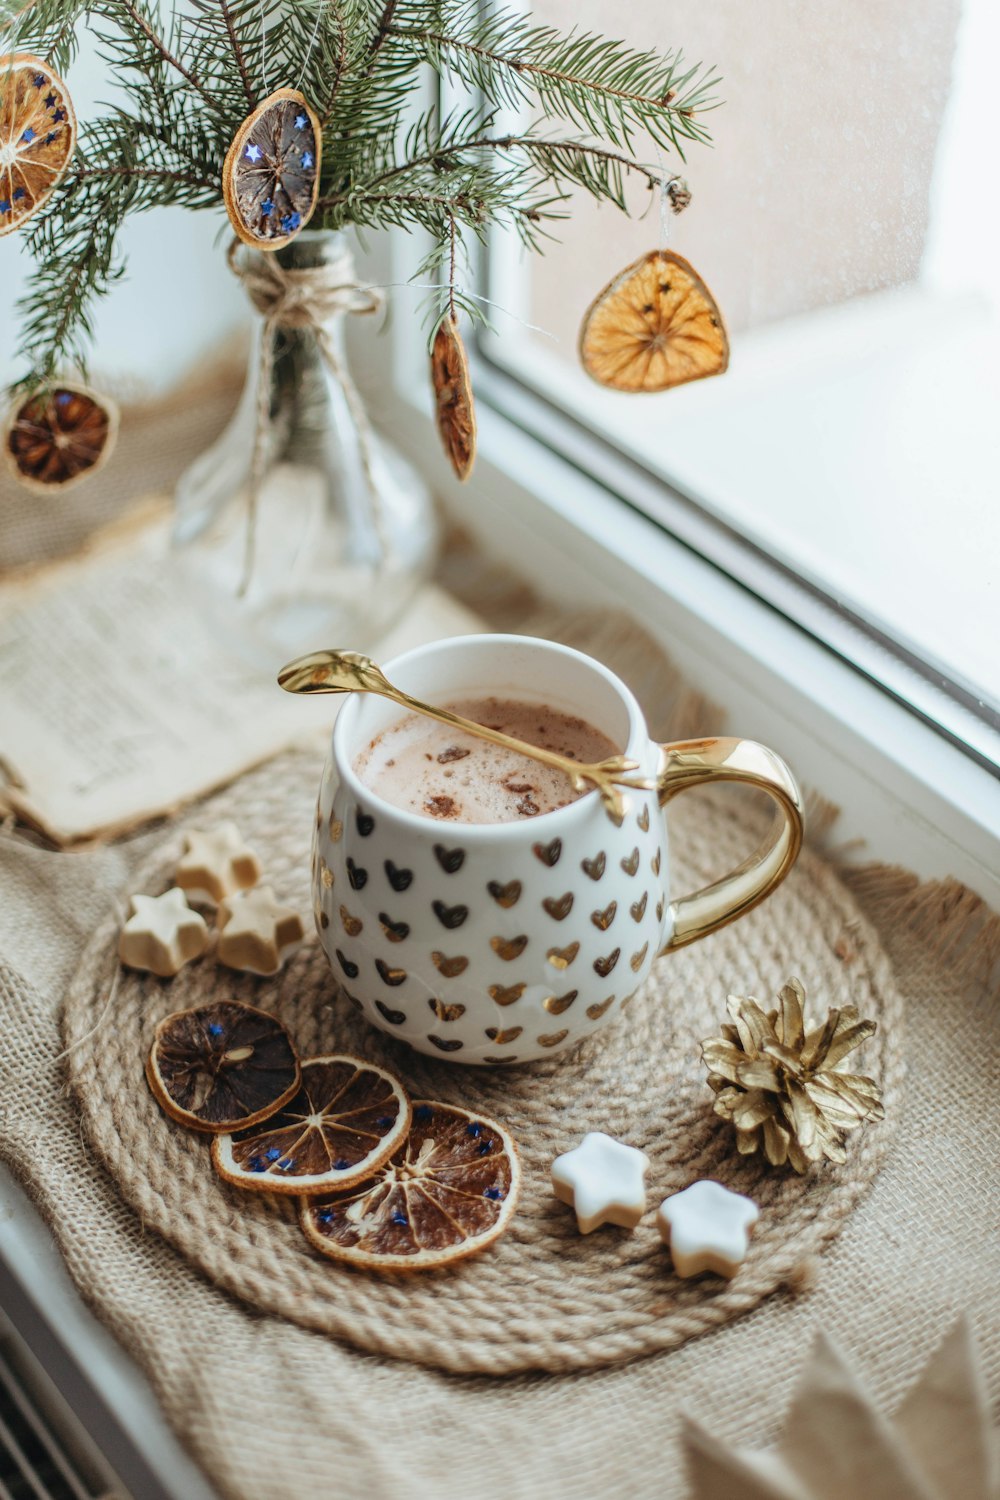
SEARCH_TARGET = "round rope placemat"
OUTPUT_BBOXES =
[63,750,902,1375]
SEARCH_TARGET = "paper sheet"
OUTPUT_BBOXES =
[682,1323,999,1500]
[0,504,478,845]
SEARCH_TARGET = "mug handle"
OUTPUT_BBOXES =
[655,737,804,953]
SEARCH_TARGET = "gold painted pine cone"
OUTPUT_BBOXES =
[701,977,884,1173]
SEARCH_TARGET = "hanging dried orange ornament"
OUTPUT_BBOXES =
[430,314,476,481]
[579,249,729,393]
[222,88,321,251]
[4,382,118,491]
[0,53,77,237]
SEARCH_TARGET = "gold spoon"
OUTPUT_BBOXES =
[277,648,655,823]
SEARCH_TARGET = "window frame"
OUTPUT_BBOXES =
[349,184,1000,920]
[472,321,1000,771]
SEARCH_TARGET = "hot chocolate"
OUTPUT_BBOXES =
[353,696,618,824]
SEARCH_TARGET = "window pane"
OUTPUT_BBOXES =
[483,0,1000,720]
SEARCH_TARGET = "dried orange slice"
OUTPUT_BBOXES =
[222,88,320,251]
[146,1001,300,1134]
[431,315,476,481]
[4,382,118,491]
[212,1054,411,1194]
[579,250,729,393]
[300,1100,520,1270]
[0,54,76,237]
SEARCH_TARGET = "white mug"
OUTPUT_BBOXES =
[312,634,803,1064]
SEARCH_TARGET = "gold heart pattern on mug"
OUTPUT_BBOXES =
[312,774,664,1064]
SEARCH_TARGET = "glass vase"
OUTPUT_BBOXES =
[172,230,437,663]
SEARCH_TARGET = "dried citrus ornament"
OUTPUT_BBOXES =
[300,1100,520,1270]
[146,1001,300,1134]
[4,382,118,491]
[579,250,729,393]
[431,315,476,481]
[222,88,320,251]
[212,1053,411,1194]
[0,54,76,237]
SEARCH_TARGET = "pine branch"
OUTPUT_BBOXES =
[286,0,366,95]
[115,0,225,118]
[14,200,124,392]
[311,0,349,125]
[1,0,88,69]
[513,137,691,213]
[11,113,220,390]
[366,0,400,72]
[5,0,720,387]
[317,157,565,256]
[416,213,489,346]
[361,112,690,215]
[0,0,34,24]
[447,212,457,322]
[327,184,548,227]
[329,106,494,194]
[69,163,218,190]
[314,108,566,245]
[386,1,719,157]
[324,104,691,255]
[216,0,256,109]
[181,0,282,121]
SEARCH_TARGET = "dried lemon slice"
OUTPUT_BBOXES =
[431,315,476,481]
[579,249,729,393]
[0,53,76,237]
[212,1054,411,1194]
[222,87,320,251]
[300,1100,520,1270]
[4,382,118,491]
[146,1001,300,1134]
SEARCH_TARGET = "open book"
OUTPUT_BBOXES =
[0,503,477,846]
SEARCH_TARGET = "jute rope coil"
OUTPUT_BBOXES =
[227,239,387,593]
[62,749,903,1376]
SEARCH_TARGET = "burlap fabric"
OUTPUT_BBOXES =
[1,399,998,1497]
[60,752,901,1375]
[3,784,999,1500]
[0,359,241,575]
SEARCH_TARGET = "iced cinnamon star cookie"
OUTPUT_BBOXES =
[657,1179,759,1278]
[217,885,305,976]
[119,889,209,977]
[551,1131,650,1234]
[175,823,262,905]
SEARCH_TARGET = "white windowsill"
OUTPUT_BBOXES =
[484,282,1000,713]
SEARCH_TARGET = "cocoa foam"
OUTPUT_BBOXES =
[353,696,618,825]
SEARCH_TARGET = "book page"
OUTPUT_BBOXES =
[0,506,479,845]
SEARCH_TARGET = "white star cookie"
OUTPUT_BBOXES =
[551,1131,650,1234]
[657,1179,759,1278]
[175,823,262,905]
[217,886,305,976]
[119,889,209,977]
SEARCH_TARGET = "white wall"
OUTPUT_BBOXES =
[0,30,244,393]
